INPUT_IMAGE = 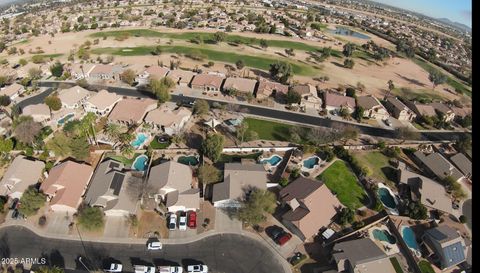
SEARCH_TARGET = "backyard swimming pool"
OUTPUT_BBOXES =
[401,226,421,256]
[131,133,148,148]
[260,155,282,167]
[177,155,199,166]
[132,154,148,171]
[328,26,370,39]
[302,156,320,169]
[372,229,396,244]
[57,113,74,126]
[378,187,397,209]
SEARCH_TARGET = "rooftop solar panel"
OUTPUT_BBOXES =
[110,172,125,196]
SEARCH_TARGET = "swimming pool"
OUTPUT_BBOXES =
[372,229,396,244]
[328,26,370,39]
[260,155,282,167]
[401,226,420,254]
[57,113,74,125]
[132,154,148,171]
[378,187,397,209]
[302,156,320,169]
[131,133,148,148]
[177,155,199,166]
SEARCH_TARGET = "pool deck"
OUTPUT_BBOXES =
[367,225,400,255]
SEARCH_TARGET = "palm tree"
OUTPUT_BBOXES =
[80,112,97,145]
[120,144,134,157]
[104,123,122,143]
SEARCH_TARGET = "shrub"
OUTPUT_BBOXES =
[279,177,289,187]
[459,215,467,224]
[38,215,47,226]
[77,206,105,231]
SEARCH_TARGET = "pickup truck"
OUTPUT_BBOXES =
[158,266,183,273]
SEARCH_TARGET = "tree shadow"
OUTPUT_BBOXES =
[130,257,154,266]
[153,258,181,267]
[275,52,288,58]
[394,72,426,87]
[381,166,398,182]
[181,258,205,268]
[185,132,203,149]
[330,61,345,68]
[249,68,271,79]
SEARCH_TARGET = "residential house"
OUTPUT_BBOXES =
[88,64,124,81]
[190,73,225,92]
[135,65,170,85]
[57,85,91,109]
[146,161,199,212]
[166,69,196,86]
[0,83,25,101]
[0,155,45,199]
[450,106,471,121]
[332,238,397,273]
[68,63,96,80]
[84,159,137,216]
[255,79,288,100]
[291,84,322,110]
[323,91,356,114]
[429,102,455,122]
[413,151,464,182]
[84,89,122,116]
[222,77,257,95]
[212,162,268,208]
[397,162,452,213]
[40,161,94,213]
[422,226,468,270]
[356,95,389,119]
[448,153,472,179]
[107,98,157,125]
[404,100,437,119]
[279,177,342,240]
[21,103,51,124]
[144,104,192,135]
[384,96,416,121]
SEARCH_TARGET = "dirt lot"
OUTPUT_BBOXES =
[133,210,169,239]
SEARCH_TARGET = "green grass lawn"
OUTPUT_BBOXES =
[149,138,170,149]
[91,46,316,75]
[219,152,262,163]
[244,118,293,141]
[418,260,435,273]
[352,151,397,186]
[317,160,368,209]
[105,153,141,166]
[390,87,446,102]
[389,257,404,273]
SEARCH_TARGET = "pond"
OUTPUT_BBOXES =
[328,26,370,40]
[178,155,199,166]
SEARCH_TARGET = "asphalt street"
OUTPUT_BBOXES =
[31,81,470,141]
[0,226,285,273]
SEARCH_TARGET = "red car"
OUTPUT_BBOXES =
[276,233,292,246]
[187,210,197,228]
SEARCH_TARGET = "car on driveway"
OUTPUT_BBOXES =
[147,241,163,250]
[168,213,177,230]
[104,263,123,272]
[276,233,292,246]
[187,211,197,229]
[266,225,292,246]
[187,264,208,273]
[384,119,392,127]
[134,265,155,273]
[178,211,187,231]
[9,198,19,210]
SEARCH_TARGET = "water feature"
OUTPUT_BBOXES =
[260,155,282,167]
[303,156,320,169]
[378,187,397,209]
[132,154,148,171]
[177,155,199,166]
[401,226,420,253]
[131,133,148,148]
[328,26,370,39]
[57,113,74,126]
[372,229,396,244]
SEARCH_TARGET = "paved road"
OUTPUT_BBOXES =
[32,81,470,141]
[462,199,472,230]
[0,226,285,273]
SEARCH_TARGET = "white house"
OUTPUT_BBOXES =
[57,85,91,109]
[0,83,25,101]
[144,104,192,135]
[84,89,122,116]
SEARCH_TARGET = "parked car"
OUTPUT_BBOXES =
[9,198,19,210]
[187,211,197,229]
[276,233,292,246]
[11,209,19,219]
[147,241,163,250]
[134,265,155,273]
[186,265,208,273]
[384,119,392,126]
[266,225,284,241]
[158,266,183,273]
[168,213,177,230]
[178,211,187,231]
[104,263,123,272]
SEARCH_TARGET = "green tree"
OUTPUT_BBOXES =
[343,59,355,69]
[455,134,471,153]
[213,31,226,43]
[19,58,28,66]
[28,67,43,79]
[285,89,301,104]
[394,127,421,143]
[342,43,355,57]
[192,99,210,116]
[70,136,90,160]
[18,187,46,216]
[104,123,122,143]
[428,69,447,90]
[269,61,293,84]
[14,116,42,145]
[353,106,364,121]
[443,176,467,200]
[285,48,295,56]
[337,207,355,226]
[120,69,136,85]
[235,60,245,70]
[49,61,64,77]
[197,164,221,185]
[0,137,13,156]
[201,133,224,163]
[44,95,62,111]
[77,206,105,231]
[46,132,72,157]
[0,95,11,106]
[345,87,356,98]
[259,39,268,49]
[149,77,173,103]
[237,189,276,226]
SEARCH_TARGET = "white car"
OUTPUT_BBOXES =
[147,241,163,250]
[168,214,177,230]
[187,265,208,273]
[134,265,155,273]
[104,263,123,272]
[178,211,187,231]
[158,266,183,273]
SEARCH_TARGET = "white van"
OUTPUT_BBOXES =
[134,265,156,273]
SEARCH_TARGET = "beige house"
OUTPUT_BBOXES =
[429,102,456,122]
[166,69,196,86]
[255,79,288,100]
[89,64,124,81]
[144,104,192,135]
[384,96,416,121]
[57,85,91,109]
[21,103,51,124]
[356,95,389,119]
[135,65,170,85]
[40,161,94,213]
[404,100,437,118]
[323,91,356,114]
[68,63,96,80]
[84,89,122,116]
[0,83,25,101]
[291,84,322,110]
[279,177,342,240]
[0,155,45,199]
[190,74,225,92]
[107,98,157,125]
[222,77,257,95]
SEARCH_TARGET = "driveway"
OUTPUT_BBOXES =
[45,212,72,235]
[103,216,130,238]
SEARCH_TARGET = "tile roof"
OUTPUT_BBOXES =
[167,69,196,84]
[0,155,45,197]
[144,65,170,79]
[86,89,122,111]
[356,95,381,109]
[0,83,24,97]
[57,85,90,106]
[324,92,356,108]
[449,153,471,178]
[190,74,225,89]
[222,77,257,93]
[144,104,192,127]
[256,79,288,97]
[414,151,464,181]
[108,98,157,123]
